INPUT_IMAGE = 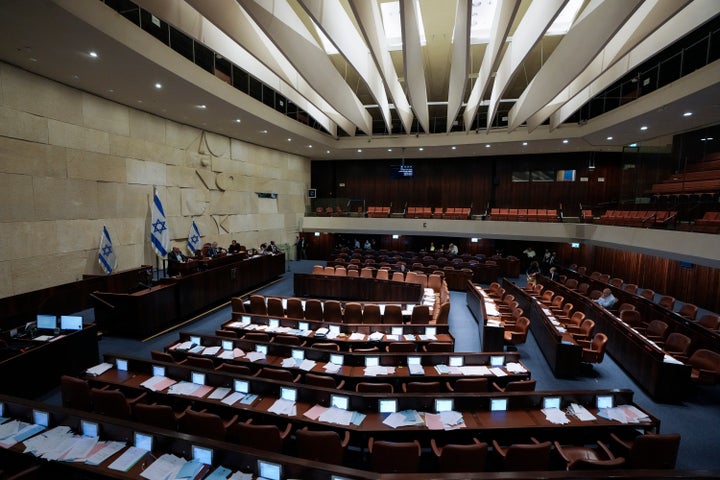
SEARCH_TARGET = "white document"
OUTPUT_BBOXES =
[324,362,342,374]
[221,392,245,406]
[202,346,221,356]
[267,399,296,416]
[208,387,231,400]
[107,446,147,472]
[140,453,186,480]
[569,403,596,421]
[542,408,570,424]
[245,351,266,362]
[299,359,317,371]
[408,363,424,375]
[86,362,113,376]
[490,367,507,377]
[459,365,491,376]
[85,441,125,466]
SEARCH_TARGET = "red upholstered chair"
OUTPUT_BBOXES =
[447,378,488,392]
[493,379,536,393]
[410,305,431,324]
[431,438,488,473]
[368,438,421,473]
[610,432,681,469]
[356,382,394,393]
[91,388,146,420]
[266,297,284,317]
[504,317,530,346]
[382,304,404,324]
[697,313,720,330]
[677,303,698,320]
[686,349,720,385]
[295,427,350,465]
[180,408,238,441]
[658,295,676,310]
[659,332,692,359]
[577,333,608,364]
[60,375,92,411]
[554,440,625,470]
[491,438,552,471]
[249,295,267,315]
[229,419,291,453]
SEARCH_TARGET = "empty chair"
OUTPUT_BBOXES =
[360,267,374,278]
[323,300,343,323]
[311,265,325,275]
[623,283,639,294]
[91,388,146,420]
[697,313,720,330]
[242,331,270,342]
[434,301,450,324]
[658,295,676,310]
[493,379,536,392]
[569,319,595,340]
[296,427,350,465]
[391,271,405,282]
[273,334,304,346]
[356,382,394,393]
[564,278,579,290]
[285,297,304,319]
[576,266,587,275]
[402,381,441,393]
[346,268,359,278]
[504,316,530,346]
[334,266,347,277]
[588,290,602,300]
[311,342,340,351]
[368,438,421,473]
[255,367,300,383]
[362,304,382,324]
[184,356,214,369]
[382,304,404,324]
[642,320,669,341]
[229,419,291,452]
[214,363,251,376]
[410,305,431,324]
[304,299,323,321]
[619,309,643,328]
[343,302,363,323]
[577,282,590,295]
[215,329,237,338]
[618,302,636,313]
[304,373,344,390]
[323,266,336,276]
[677,303,698,320]
[60,375,92,411]
[609,278,623,288]
[578,333,608,364]
[554,440,625,470]
[427,274,443,292]
[491,439,552,471]
[266,297,285,317]
[610,432,681,469]
[661,332,692,358]
[431,438,488,473]
[423,341,453,352]
[133,403,183,431]
[563,311,586,327]
[351,346,379,353]
[639,288,655,301]
[598,273,611,283]
[686,349,720,385]
[150,350,182,364]
[448,378,488,392]
[375,269,389,280]
[249,295,267,315]
[386,341,415,352]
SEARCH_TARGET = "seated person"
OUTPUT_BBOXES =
[167,246,188,276]
[594,288,618,309]
[526,261,541,286]
[266,240,279,254]
[228,240,241,254]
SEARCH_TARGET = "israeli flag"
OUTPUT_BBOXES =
[150,190,169,257]
[98,226,117,274]
[187,220,202,255]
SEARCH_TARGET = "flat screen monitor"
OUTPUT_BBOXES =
[543,396,561,410]
[490,398,508,412]
[241,315,251,323]
[152,365,165,377]
[490,355,505,367]
[256,345,268,355]
[330,354,343,366]
[36,314,56,330]
[221,340,233,351]
[391,327,403,335]
[449,356,463,367]
[191,372,205,385]
[425,326,437,336]
[407,356,421,366]
[33,410,49,427]
[257,460,282,480]
[329,325,340,335]
[379,399,397,414]
[190,335,201,346]
[116,359,128,371]
[597,395,614,409]
[234,380,249,394]
[60,315,83,331]
[298,321,309,331]
[331,394,349,410]
[81,420,99,437]
[269,318,280,328]
[192,445,213,465]
[280,387,297,402]
[134,432,153,451]
[390,164,413,178]
[365,356,379,367]
[435,398,453,413]
[291,349,304,361]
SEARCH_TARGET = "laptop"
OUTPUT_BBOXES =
[60,315,83,332]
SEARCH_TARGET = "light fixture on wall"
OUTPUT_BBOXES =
[588,154,596,172]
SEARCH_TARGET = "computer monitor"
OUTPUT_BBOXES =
[36,314,56,330]
[234,379,249,394]
[490,355,505,367]
[291,349,304,361]
[298,321,309,331]
[379,399,397,414]
[152,365,166,377]
[241,315,251,323]
[392,327,403,335]
[435,398,453,413]
[365,356,379,367]
[269,318,280,328]
[256,345,268,355]
[407,356,421,365]
[449,356,463,367]
[597,395,614,409]
[134,432,153,451]
[280,387,297,402]
[192,445,213,465]
[490,398,508,412]
[329,325,340,335]
[257,460,282,480]
[331,394,349,410]
[190,335,201,346]
[221,340,233,351]
[425,326,437,336]
[60,315,83,331]
[81,420,99,437]
[330,354,344,366]
[33,409,49,427]
[191,372,205,385]
[116,359,128,371]
[543,396,561,410]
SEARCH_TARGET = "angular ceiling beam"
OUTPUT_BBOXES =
[463,0,520,131]
[238,0,373,136]
[446,0,470,133]
[486,0,568,132]
[298,0,392,133]
[401,0,430,133]
[509,0,644,132]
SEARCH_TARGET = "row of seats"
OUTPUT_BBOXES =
[489,208,560,222]
[595,210,676,227]
[312,264,446,290]
[405,206,471,219]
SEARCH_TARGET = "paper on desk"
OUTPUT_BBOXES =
[202,346,221,356]
[173,341,194,351]
[23,425,72,458]
[176,458,205,479]
[167,381,202,396]
[140,453,185,480]
[386,334,399,341]
[459,366,491,376]
[323,362,342,374]
[418,334,437,341]
[435,364,450,374]
[351,411,366,426]
[228,472,254,480]
[62,435,99,461]
[107,445,146,472]
[409,363,424,375]
[245,351,266,362]
[404,334,416,341]
[569,403,596,421]
[303,404,327,420]
[542,408,570,424]
[85,441,125,466]
[299,359,317,371]
[281,357,298,368]
[188,345,204,354]
[86,362,113,376]
[208,386,231,400]
[505,362,527,373]
[383,410,424,429]
[599,405,649,424]
[319,407,353,426]
[368,331,384,341]
[205,466,233,480]
[490,367,507,377]
[349,332,365,341]
[221,392,245,406]
[268,398,296,416]
[141,375,177,392]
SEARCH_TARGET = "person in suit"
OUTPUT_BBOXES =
[548,266,558,281]
[167,246,187,276]
[228,240,241,254]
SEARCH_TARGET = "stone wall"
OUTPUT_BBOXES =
[0,62,309,298]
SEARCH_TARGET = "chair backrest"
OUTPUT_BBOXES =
[583,333,608,363]
[451,378,488,392]
[304,373,338,389]
[623,283,638,294]
[215,329,238,338]
[609,278,623,288]
[697,313,720,330]
[410,305,431,324]
[185,356,214,369]
[257,367,296,383]
[363,304,382,324]
[503,379,537,392]
[619,309,643,327]
[550,295,564,308]
[323,300,343,323]
[356,382,394,393]
[578,282,590,295]
[273,334,303,346]
[133,403,178,430]
[403,381,441,393]
[311,342,340,351]
[304,299,323,321]
[565,278,579,289]
[424,341,453,352]
[296,428,347,464]
[323,266,336,276]
[435,302,451,324]
[664,333,692,355]
[150,350,176,363]
[646,320,669,339]
[391,271,405,282]
[639,288,655,300]
[628,434,681,469]
[387,341,415,352]
[578,319,595,336]
[243,331,270,342]
[230,421,286,452]
[589,290,602,300]
[369,439,421,473]
[249,295,267,315]
[215,363,252,375]
[312,265,325,275]
[659,295,676,309]
[60,375,92,411]
[285,298,304,319]
[382,304,403,324]
[502,441,552,471]
[267,297,285,317]
[90,388,133,419]
[434,439,488,472]
[677,303,698,320]
[375,269,389,280]
[343,302,363,323]
[618,302,636,313]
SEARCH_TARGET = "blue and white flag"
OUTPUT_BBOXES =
[187,220,202,255]
[98,225,117,274]
[150,190,169,257]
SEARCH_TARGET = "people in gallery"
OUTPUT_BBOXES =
[594,288,619,309]
[228,240,241,254]
[526,261,541,286]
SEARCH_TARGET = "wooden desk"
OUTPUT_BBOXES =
[466,281,505,352]
[293,273,423,302]
[92,254,284,338]
[503,280,583,378]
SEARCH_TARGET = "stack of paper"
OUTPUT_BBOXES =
[383,410,424,429]
[201,346,221,356]
[364,366,394,376]
[459,365,491,376]
[505,362,527,373]
[244,351,266,362]
[86,362,113,376]
[598,405,649,424]
[323,362,342,374]
[408,363,424,375]
[542,408,570,424]
[141,375,177,392]
[267,398,296,416]
[489,367,507,377]
[368,332,384,341]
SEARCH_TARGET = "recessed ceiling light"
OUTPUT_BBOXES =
[287,138,292,142]
[29,57,37,62]
[107,89,114,93]
[419,147,424,151]
[137,99,143,104]
[485,144,490,148]
[522,142,528,146]
[307,145,312,148]
[72,74,79,80]
[640,125,648,131]
[197,104,207,109]
[260,129,268,134]
[562,139,569,144]
[451,146,457,150]
[89,51,98,58]
[387,148,392,152]
[326,150,330,154]
[606,136,613,140]
[357,149,362,153]
[683,112,692,117]
[234,118,241,123]
[154,83,162,89]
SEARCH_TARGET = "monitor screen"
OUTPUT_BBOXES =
[331,394,349,410]
[329,325,340,335]
[543,396,561,410]
[392,327,403,335]
[597,395,614,409]
[280,387,297,402]
[425,326,437,336]
[191,372,205,385]
[134,432,153,451]
[234,380,249,394]
[152,365,166,377]
[192,445,213,465]
[269,318,280,328]
[390,164,413,178]
[36,314,56,330]
[221,340,233,351]
[490,355,505,367]
[490,398,508,412]
[60,315,83,331]
[81,420,99,437]
[298,321,309,331]
[256,345,268,355]
[258,460,282,480]
[330,354,343,366]
[449,356,463,367]
[116,359,128,371]
[241,315,251,323]
[365,356,379,367]
[407,356,421,365]
[190,336,201,346]
[33,410,49,427]
[435,399,453,413]
[379,399,397,413]
[291,349,304,361]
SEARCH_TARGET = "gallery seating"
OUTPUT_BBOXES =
[686,349,720,385]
